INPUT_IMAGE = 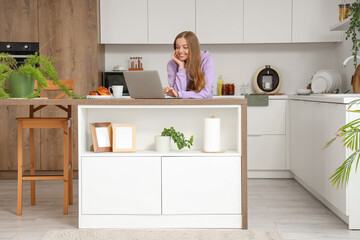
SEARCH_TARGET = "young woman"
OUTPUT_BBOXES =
[163,31,215,98]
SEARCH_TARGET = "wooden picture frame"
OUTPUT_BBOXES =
[112,124,136,152]
[90,122,112,152]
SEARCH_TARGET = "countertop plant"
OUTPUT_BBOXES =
[161,127,193,150]
[0,53,83,99]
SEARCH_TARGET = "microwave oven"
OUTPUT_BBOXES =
[102,71,129,96]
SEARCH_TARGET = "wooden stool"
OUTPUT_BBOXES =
[17,118,73,215]
[16,79,75,215]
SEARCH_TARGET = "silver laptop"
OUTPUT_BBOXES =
[123,70,172,99]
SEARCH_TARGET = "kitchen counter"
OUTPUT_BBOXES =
[289,94,360,104]
[0,98,246,106]
[214,95,288,100]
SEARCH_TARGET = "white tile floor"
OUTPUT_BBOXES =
[0,179,359,240]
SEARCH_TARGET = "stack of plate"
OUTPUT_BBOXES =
[311,70,342,93]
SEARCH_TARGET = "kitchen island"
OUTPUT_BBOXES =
[75,99,248,229]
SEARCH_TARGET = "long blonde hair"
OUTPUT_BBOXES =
[173,31,205,92]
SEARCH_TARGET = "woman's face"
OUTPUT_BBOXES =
[175,37,189,61]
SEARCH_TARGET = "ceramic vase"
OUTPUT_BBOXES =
[8,72,35,98]
[155,135,170,152]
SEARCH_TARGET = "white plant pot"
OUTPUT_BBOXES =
[155,135,170,152]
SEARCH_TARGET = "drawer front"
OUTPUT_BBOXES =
[162,156,242,214]
[248,100,286,135]
[248,135,286,170]
[81,156,161,214]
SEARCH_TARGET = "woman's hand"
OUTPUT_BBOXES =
[171,51,185,69]
[163,86,179,98]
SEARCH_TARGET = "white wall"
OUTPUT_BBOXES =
[105,43,340,94]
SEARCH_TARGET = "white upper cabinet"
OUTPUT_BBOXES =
[100,0,148,44]
[244,0,292,43]
[148,0,195,44]
[100,0,342,44]
[292,0,342,42]
[196,0,244,44]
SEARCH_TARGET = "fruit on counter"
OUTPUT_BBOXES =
[89,91,99,95]
[97,86,111,95]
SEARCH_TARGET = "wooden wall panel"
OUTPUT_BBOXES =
[37,0,103,170]
[0,106,41,171]
[0,0,40,171]
[0,0,39,42]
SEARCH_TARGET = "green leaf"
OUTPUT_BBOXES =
[160,127,194,150]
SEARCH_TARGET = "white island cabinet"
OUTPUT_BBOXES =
[78,99,247,229]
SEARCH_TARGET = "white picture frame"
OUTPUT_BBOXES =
[112,124,136,152]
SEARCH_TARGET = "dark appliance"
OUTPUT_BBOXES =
[102,71,129,96]
[0,42,39,66]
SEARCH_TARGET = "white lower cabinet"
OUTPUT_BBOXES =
[80,155,243,228]
[248,100,287,171]
[324,103,347,215]
[81,157,161,214]
[162,156,242,214]
[248,135,285,170]
[289,100,352,226]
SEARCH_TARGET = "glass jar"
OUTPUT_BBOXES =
[221,84,228,95]
[228,83,235,95]
[339,4,345,21]
[345,4,350,19]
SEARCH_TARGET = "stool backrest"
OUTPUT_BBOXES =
[34,79,75,99]
[31,79,75,117]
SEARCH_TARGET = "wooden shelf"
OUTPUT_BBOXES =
[330,18,350,31]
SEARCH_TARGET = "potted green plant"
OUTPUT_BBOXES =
[155,127,194,152]
[346,0,360,69]
[0,52,82,99]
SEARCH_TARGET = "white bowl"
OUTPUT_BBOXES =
[296,89,312,95]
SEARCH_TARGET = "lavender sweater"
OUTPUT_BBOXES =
[167,51,215,99]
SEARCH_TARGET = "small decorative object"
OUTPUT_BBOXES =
[0,52,83,99]
[203,115,223,153]
[154,135,171,152]
[128,57,143,71]
[112,124,136,152]
[160,127,193,150]
[90,122,112,152]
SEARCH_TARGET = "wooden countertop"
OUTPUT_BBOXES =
[0,98,247,106]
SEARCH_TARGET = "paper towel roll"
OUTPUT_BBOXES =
[203,116,221,152]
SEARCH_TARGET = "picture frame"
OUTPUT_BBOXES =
[90,122,112,152]
[112,124,136,152]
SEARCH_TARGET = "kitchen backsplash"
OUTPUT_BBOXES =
[105,42,350,94]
